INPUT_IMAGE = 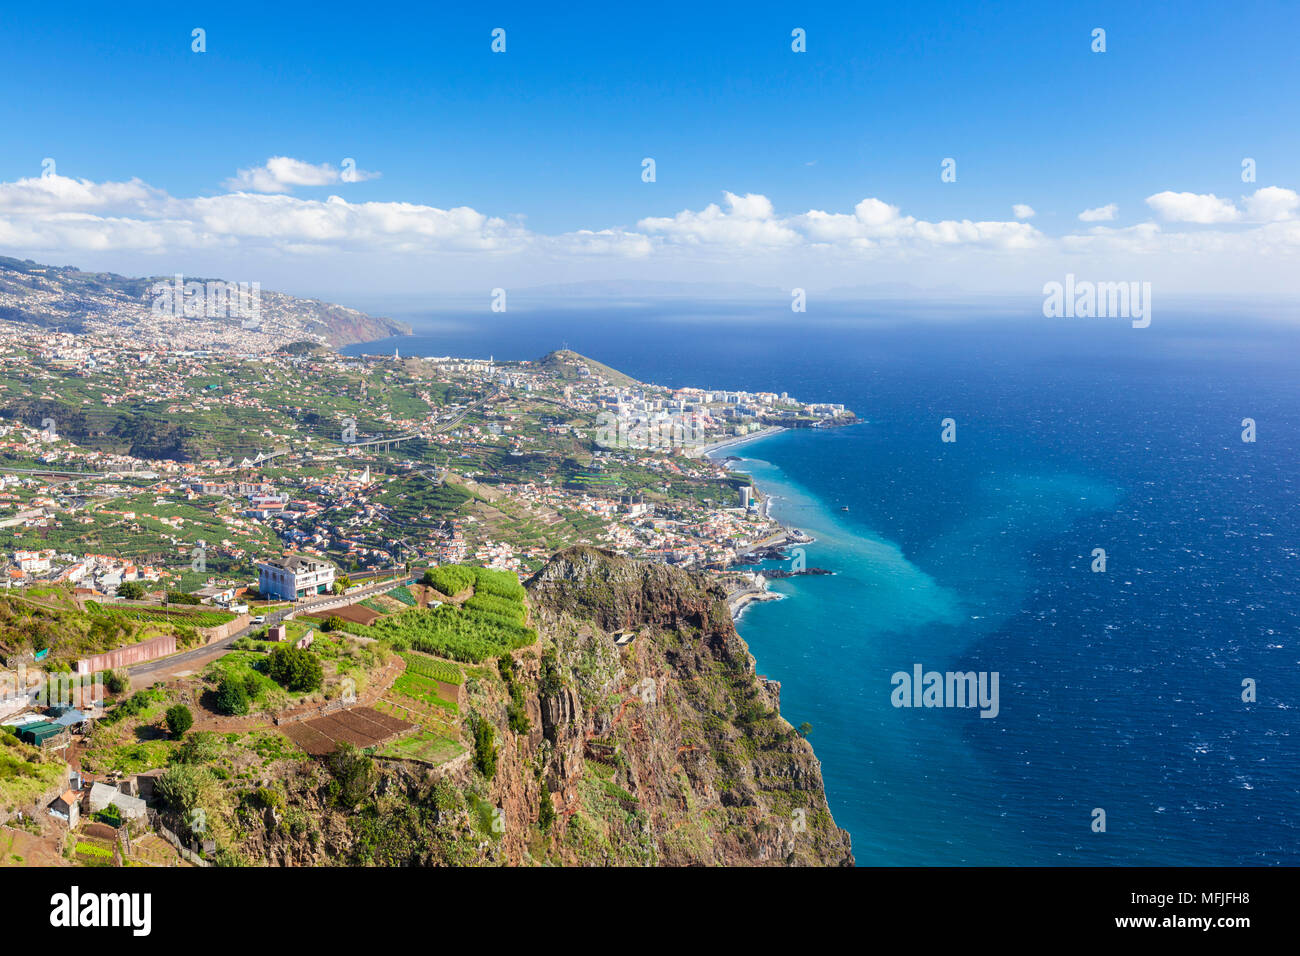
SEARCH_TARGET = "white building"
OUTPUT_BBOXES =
[87,781,147,821]
[14,549,54,573]
[257,554,336,601]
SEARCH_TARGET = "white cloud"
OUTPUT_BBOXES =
[1145,191,1239,224]
[1078,203,1118,222]
[0,175,160,214]
[640,192,1041,252]
[224,156,380,193]
[0,170,1298,295]
[1143,187,1299,225]
[1242,186,1300,222]
[1012,204,1035,220]
[637,191,801,248]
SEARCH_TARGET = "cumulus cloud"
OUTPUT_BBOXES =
[641,192,1041,252]
[224,156,380,193]
[0,170,1297,295]
[0,177,520,255]
[1242,186,1300,222]
[1145,191,1240,224]
[637,191,802,247]
[1078,203,1118,222]
[0,174,161,214]
[1144,187,1300,225]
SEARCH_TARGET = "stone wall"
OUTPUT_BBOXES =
[199,614,250,644]
[75,634,177,676]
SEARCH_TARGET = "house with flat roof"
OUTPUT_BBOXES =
[88,781,147,821]
[257,554,336,601]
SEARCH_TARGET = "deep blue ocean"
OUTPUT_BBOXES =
[345,300,1300,865]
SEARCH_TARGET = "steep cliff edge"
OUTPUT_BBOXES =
[519,546,854,865]
[226,547,852,866]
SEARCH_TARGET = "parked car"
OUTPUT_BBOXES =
[252,615,266,624]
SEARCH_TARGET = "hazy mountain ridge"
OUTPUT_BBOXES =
[0,256,410,349]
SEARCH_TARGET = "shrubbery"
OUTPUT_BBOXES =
[215,674,255,715]
[538,786,555,833]
[103,670,128,695]
[164,704,193,738]
[498,654,530,735]
[156,763,209,817]
[267,645,323,693]
[176,731,223,764]
[327,743,375,809]
[470,715,497,780]
[100,688,164,726]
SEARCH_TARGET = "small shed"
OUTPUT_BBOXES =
[130,768,167,802]
[49,790,80,828]
[267,623,288,642]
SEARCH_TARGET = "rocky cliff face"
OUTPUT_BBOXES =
[230,547,852,867]
[516,547,853,866]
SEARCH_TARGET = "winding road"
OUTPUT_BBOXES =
[125,576,411,684]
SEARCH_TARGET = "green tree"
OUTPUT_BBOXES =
[164,704,193,738]
[797,721,813,738]
[268,645,323,692]
[115,581,145,600]
[215,675,250,715]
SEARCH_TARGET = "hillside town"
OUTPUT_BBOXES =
[0,301,853,868]
[0,319,853,592]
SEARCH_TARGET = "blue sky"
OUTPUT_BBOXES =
[1,1,1297,300]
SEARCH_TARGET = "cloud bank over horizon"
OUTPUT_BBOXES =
[1,158,1297,299]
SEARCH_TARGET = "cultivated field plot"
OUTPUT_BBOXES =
[378,730,464,765]
[303,603,381,626]
[282,705,413,756]
[130,833,186,867]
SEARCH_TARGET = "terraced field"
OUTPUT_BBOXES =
[281,706,413,756]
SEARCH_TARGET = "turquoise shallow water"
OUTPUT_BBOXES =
[726,433,1128,865]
